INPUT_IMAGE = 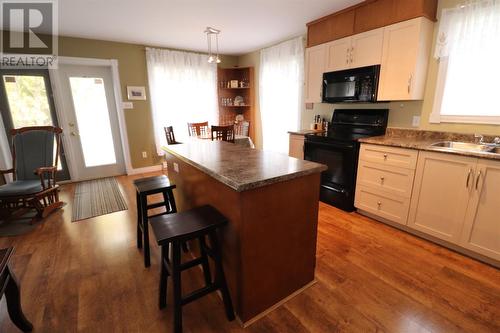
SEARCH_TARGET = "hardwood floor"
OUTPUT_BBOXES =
[0,172,499,332]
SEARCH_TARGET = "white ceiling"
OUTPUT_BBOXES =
[56,0,363,55]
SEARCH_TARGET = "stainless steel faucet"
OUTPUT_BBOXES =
[494,137,500,145]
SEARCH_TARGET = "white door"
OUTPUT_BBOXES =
[325,36,351,72]
[351,28,384,68]
[407,152,476,244]
[460,160,500,261]
[56,64,125,180]
[305,44,326,103]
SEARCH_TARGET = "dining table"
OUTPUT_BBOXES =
[195,134,255,149]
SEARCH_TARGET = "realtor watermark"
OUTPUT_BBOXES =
[0,0,58,69]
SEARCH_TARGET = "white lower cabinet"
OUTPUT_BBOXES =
[357,144,500,264]
[407,152,475,244]
[459,160,500,261]
[355,144,417,225]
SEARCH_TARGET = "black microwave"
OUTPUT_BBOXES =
[322,65,380,103]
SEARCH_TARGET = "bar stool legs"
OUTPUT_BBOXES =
[157,233,234,333]
[136,192,143,249]
[208,231,235,321]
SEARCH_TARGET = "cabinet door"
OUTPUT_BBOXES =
[351,28,384,68]
[460,160,500,261]
[325,37,351,72]
[378,18,420,101]
[408,152,476,244]
[289,134,304,159]
[304,45,326,103]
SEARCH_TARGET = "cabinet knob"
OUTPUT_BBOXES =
[377,201,382,209]
[383,154,388,160]
[380,176,385,183]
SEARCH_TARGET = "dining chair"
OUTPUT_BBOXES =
[164,126,179,145]
[211,125,235,143]
[187,122,209,137]
[234,121,250,137]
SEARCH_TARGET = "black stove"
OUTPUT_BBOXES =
[304,109,388,211]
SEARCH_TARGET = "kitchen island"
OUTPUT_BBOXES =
[162,140,326,325]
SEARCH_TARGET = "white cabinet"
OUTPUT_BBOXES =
[325,36,352,72]
[289,134,305,159]
[350,28,384,68]
[325,28,384,72]
[408,152,475,243]
[304,44,327,103]
[460,160,500,261]
[378,17,434,101]
[355,144,418,225]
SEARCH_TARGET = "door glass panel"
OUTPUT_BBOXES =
[3,75,52,127]
[3,74,63,171]
[69,77,117,167]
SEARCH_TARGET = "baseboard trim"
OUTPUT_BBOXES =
[126,165,162,175]
[236,279,317,328]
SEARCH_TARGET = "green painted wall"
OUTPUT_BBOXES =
[57,36,238,169]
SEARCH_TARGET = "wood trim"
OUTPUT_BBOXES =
[306,0,437,48]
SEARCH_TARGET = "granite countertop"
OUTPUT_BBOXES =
[359,128,500,161]
[288,129,325,136]
[162,140,327,192]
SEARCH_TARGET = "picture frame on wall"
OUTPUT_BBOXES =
[127,86,146,100]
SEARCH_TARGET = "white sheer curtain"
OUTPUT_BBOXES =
[146,47,218,155]
[434,0,500,117]
[260,37,304,154]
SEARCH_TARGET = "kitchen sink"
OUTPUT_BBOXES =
[430,141,494,153]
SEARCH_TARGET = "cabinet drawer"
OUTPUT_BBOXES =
[360,144,418,169]
[355,185,410,225]
[357,161,415,198]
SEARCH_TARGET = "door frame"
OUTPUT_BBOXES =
[49,56,133,181]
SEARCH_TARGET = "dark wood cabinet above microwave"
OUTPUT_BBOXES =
[306,0,437,48]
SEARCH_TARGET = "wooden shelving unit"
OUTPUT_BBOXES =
[217,67,255,141]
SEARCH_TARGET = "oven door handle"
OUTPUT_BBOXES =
[305,141,355,150]
[321,184,346,194]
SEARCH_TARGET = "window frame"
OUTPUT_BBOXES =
[430,19,500,125]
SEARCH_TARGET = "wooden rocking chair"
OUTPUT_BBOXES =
[0,126,64,220]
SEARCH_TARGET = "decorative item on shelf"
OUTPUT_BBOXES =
[234,96,244,106]
[235,114,245,123]
[230,80,239,88]
[205,27,221,64]
[127,86,146,100]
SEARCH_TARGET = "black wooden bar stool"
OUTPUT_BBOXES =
[134,175,177,267]
[151,205,235,333]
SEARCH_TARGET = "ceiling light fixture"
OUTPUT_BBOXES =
[205,27,221,64]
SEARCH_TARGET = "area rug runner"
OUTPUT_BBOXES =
[72,177,128,222]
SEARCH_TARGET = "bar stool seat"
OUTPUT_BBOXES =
[151,205,235,333]
[134,175,177,267]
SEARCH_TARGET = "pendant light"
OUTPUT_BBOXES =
[205,27,221,64]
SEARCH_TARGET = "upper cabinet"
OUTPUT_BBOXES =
[378,17,434,101]
[325,28,384,72]
[307,0,437,48]
[304,44,327,103]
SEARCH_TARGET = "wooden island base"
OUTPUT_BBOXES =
[164,153,322,324]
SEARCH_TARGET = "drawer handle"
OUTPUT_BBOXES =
[377,201,382,209]
[380,176,385,184]
[475,170,482,191]
[383,154,388,160]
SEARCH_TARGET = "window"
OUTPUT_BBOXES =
[260,37,304,154]
[431,0,500,124]
[146,48,218,154]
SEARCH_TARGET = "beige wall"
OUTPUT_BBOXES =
[306,0,500,135]
[56,36,238,169]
